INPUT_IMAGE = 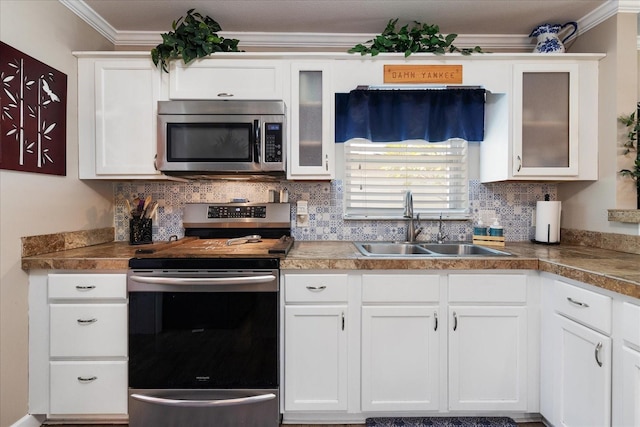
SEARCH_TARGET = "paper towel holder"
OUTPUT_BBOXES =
[531,194,561,245]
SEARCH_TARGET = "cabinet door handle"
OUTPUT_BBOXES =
[341,312,345,331]
[77,376,97,382]
[306,285,326,291]
[595,342,603,367]
[516,155,522,172]
[567,297,589,308]
[217,92,234,98]
[434,312,438,331]
[75,285,95,290]
[77,318,98,324]
[325,154,329,171]
[453,311,458,331]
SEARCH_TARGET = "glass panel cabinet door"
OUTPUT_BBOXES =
[288,62,334,179]
[513,63,579,177]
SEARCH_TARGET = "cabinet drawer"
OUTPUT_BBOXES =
[284,274,348,303]
[48,274,126,300]
[622,302,640,348]
[50,304,127,357]
[50,361,127,414]
[552,280,612,335]
[362,274,440,303]
[448,274,527,303]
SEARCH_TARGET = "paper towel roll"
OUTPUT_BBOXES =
[535,201,562,243]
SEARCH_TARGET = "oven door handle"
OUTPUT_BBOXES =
[130,392,276,408]
[128,274,276,286]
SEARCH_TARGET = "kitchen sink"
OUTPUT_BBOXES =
[354,242,511,257]
[419,243,512,256]
[356,242,434,256]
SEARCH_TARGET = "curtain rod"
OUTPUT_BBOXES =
[355,85,484,90]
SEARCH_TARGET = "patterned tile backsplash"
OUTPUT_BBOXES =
[114,180,557,242]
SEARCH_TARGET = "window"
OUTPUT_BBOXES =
[344,138,469,219]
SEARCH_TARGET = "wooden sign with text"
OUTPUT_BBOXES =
[384,65,462,84]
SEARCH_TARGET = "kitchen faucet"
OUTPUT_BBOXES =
[435,213,448,244]
[403,190,422,242]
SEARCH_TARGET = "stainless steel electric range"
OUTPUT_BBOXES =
[127,202,292,427]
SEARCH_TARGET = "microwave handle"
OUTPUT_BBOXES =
[254,119,261,164]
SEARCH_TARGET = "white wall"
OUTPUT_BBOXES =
[559,13,639,235]
[0,2,114,425]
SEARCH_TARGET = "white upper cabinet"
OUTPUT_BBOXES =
[74,52,602,182]
[513,63,580,177]
[481,56,602,182]
[169,59,285,100]
[288,62,334,180]
[77,53,168,179]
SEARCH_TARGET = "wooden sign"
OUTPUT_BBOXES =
[384,65,462,84]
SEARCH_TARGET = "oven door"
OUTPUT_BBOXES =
[127,268,280,427]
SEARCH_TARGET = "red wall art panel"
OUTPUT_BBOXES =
[0,41,67,176]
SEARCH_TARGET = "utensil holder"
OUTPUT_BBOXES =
[130,217,152,245]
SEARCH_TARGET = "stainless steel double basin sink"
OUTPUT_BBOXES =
[354,241,511,257]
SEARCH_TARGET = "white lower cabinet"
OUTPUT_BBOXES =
[282,270,536,421]
[448,306,527,411]
[29,272,128,417]
[621,346,640,427]
[447,274,529,412]
[283,273,349,411]
[361,273,441,412]
[541,276,613,427]
[554,314,611,427]
[619,302,640,427]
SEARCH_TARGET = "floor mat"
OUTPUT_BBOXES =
[366,417,518,427]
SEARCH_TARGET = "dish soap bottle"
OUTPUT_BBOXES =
[489,218,503,237]
[473,219,487,236]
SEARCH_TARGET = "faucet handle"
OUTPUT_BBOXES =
[403,190,413,218]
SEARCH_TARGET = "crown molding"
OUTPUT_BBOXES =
[60,0,639,51]
[60,0,119,43]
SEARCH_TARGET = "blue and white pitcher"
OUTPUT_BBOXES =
[529,22,578,53]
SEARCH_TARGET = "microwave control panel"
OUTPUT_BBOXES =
[264,123,283,163]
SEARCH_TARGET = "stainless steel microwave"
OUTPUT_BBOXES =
[156,100,286,179]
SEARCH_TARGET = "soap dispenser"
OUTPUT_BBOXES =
[473,219,487,236]
[489,218,503,237]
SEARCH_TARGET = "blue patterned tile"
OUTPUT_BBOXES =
[112,179,557,243]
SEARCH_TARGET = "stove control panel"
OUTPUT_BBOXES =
[208,205,267,219]
[183,203,291,230]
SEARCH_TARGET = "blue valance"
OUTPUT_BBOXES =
[335,88,485,143]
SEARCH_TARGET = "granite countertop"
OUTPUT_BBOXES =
[22,239,640,300]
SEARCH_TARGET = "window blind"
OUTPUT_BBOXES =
[344,138,469,219]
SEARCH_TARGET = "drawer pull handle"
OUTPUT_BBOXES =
[77,376,97,383]
[75,285,95,290]
[453,311,458,331]
[434,312,438,331]
[77,318,98,324]
[595,342,603,367]
[217,92,234,97]
[306,285,326,291]
[567,297,589,308]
